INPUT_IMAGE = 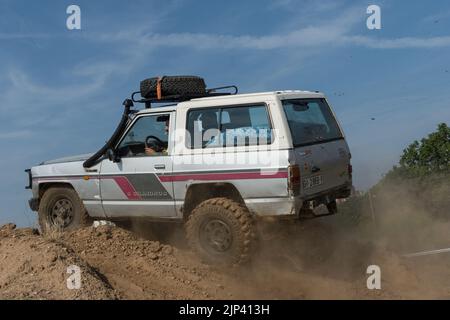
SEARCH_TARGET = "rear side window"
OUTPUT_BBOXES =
[186,104,272,148]
[282,98,342,147]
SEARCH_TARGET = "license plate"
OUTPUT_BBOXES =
[303,175,323,189]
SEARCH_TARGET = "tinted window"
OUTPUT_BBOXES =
[117,114,170,157]
[283,98,342,146]
[186,104,272,148]
[186,108,221,149]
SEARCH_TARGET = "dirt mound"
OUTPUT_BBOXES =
[0,218,449,300]
[0,224,117,299]
[60,225,231,299]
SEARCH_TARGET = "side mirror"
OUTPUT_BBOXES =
[106,149,120,163]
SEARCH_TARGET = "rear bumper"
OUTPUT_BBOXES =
[245,197,299,216]
[246,182,352,218]
[28,198,39,212]
[302,182,352,202]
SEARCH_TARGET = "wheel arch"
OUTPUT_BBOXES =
[38,182,75,200]
[182,182,246,220]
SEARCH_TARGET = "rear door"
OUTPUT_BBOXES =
[283,98,351,197]
[99,112,176,218]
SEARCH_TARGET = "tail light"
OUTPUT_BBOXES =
[288,164,301,192]
[348,164,353,178]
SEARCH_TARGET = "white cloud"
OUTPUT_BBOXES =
[115,31,450,51]
[0,33,50,40]
[268,0,345,12]
[90,4,450,51]
[96,6,362,50]
[2,3,450,52]
[0,130,32,139]
[345,35,450,49]
[7,70,105,103]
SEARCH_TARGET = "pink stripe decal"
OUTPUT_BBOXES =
[158,171,288,182]
[34,175,140,200]
[111,176,141,200]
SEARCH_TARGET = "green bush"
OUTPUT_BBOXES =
[340,123,450,222]
[396,122,449,177]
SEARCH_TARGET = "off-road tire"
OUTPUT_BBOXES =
[140,76,206,99]
[38,187,91,234]
[185,197,255,266]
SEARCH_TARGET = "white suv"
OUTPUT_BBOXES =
[26,78,352,265]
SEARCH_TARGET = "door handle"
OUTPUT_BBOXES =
[311,166,321,173]
[154,164,166,170]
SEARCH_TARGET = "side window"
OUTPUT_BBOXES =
[186,108,220,149]
[117,114,170,157]
[186,104,272,149]
[219,105,272,147]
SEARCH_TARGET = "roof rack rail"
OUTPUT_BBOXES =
[131,85,238,108]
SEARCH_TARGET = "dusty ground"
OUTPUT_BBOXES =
[0,212,449,300]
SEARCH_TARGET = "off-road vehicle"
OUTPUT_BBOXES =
[26,76,352,265]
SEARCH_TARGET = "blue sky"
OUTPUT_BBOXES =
[0,0,449,226]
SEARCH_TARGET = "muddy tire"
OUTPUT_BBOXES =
[38,187,91,234]
[185,197,255,266]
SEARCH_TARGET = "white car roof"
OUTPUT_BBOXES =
[136,90,325,115]
[191,90,324,101]
[137,105,177,114]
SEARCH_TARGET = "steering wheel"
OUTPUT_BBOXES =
[145,135,165,152]
[117,141,145,156]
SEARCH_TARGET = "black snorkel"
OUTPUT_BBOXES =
[83,98,134,168]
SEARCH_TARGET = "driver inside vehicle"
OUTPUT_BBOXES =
[145,118,169,156]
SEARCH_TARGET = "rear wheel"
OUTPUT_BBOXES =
[185,197,255,266]
[38,187,90,233]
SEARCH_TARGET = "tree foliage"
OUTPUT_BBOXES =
[339,123,450,223]
[388,123,450,178]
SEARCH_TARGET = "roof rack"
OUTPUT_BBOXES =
[131,85,238,108]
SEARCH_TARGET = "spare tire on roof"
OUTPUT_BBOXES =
[140,75,207,99]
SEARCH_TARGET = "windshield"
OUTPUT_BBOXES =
[282,98,343,147]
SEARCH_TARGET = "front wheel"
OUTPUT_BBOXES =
[38,187,91,233]
[185,197,255,266]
